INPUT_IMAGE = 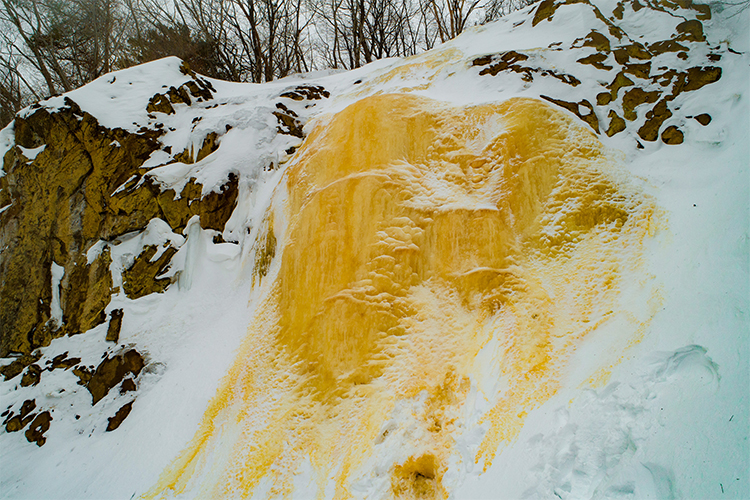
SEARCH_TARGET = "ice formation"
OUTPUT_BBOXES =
[147,95,660,497]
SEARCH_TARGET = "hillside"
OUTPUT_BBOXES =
[0,0,748,498]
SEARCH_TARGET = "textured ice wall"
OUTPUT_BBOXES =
[146,95,660,498]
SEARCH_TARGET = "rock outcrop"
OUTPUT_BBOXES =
[0,68,239,359]
[0,64,246,444]
[473,0,721,144]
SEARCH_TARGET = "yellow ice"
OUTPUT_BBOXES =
[146,95,659,499]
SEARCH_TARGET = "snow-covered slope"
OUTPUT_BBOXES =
[1,0,747,498]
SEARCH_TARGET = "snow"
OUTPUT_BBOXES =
[0,123,14,176]
[16,145,45,161]
[49,263,64,328]
[1,0,748,498]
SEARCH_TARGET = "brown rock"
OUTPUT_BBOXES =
[676,19,705,42]
[613,1,624,18]
[0,353,41,381]
[577,52,612,70]
[146,94,175,115]
[122,246,178,300]
[476,51,580,86]
[606,111,627,137]
[622,88,661,121]
[541,96,600,132]
[167,85,192,106]
[280,91,304,101]
[472,55,493,66]
[613,43,652,65]
[196,132,219,162]
[120,378,137,394]
[0,100,163,356]
[183,80,214,102]
[106,309,124,343]
[647,40,687,55]
[606,72,635,102]
[273,103,304,138]
[623,62,652,79]
[49,352,81,370]
[638,99,673,142]
[694,113,711,126]
[661,125,684,144]
[0,75,235,356]
[20,364,41,387]
[78,349,145,405]
[173,132,220,165]
[683,66,721,92]
[532,0,558,26]
[280,85,329,100]
[24,411,52,446]
[5,399,37,432]
[61,250,113,337]
[197,174,240,231]
[582,30,611,52]
[106,401,133,431]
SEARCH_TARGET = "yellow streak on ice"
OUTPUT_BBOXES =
[146,95,659,499]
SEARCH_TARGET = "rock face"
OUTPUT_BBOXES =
[0,68,239,358]
[0,55,326,445]
[0,99,161,356]
[473,0,721,143]
[0,64,245,445]
[73,349,145,405]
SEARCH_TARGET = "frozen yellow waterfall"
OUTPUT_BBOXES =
[146,95,658,499]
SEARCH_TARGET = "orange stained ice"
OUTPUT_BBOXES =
[146,95,660,499]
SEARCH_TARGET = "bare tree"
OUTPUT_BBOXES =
[0,0,539,128]
[1,0,61,94]
[0,44,41,125]
[421,0,481,44]
[481,0,536,22]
